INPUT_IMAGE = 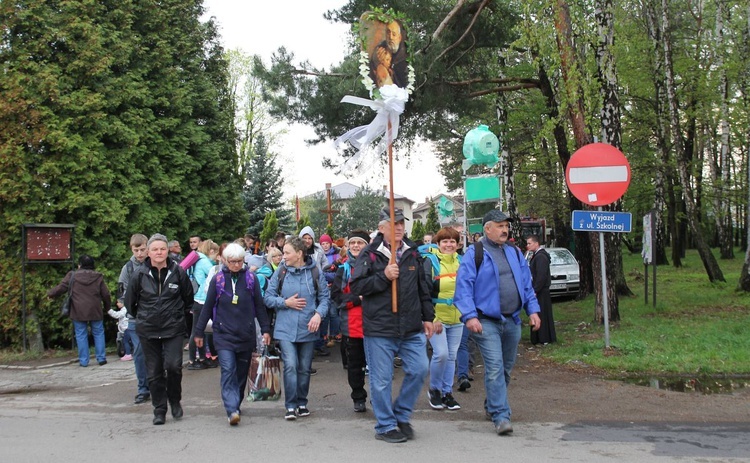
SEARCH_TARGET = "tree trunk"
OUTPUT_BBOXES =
[714,1,734,259]
[642,0,670,266]
[595,0,631,301]
[554,0,603,311]
[661,0,725,282]
[739,3,750,292]
[495,57,519,232]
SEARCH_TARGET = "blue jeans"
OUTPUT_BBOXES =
[456,324,472,379]
[364,333,429,434]
[278,340,315,410]
[121,329,133,355]
[470,316,521,424]
[428,322,463,393]
[320,305,340,339]
[73,320,106,366]
[217,349,252,417]
[127,320,149,395]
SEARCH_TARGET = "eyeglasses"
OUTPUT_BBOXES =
[227,259,244,265]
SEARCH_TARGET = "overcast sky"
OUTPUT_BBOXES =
[201,0,445,204]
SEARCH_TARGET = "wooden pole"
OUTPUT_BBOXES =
[387,118,398,313]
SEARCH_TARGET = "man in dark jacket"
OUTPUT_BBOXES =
[350,208,434,443]
[526,235,556,345]
[125,233,193,426]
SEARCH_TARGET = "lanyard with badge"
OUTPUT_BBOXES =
[231,276,239,304]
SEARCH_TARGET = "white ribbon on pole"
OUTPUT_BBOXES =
[335,84,409,155]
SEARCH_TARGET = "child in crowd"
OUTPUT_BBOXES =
[108,306,132,360]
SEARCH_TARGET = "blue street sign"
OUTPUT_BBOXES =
[571,210,632,233]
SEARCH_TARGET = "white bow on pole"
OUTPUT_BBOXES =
[335,84,409,155]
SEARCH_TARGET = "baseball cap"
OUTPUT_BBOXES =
[482,210,514,225]
[379,207,409,222]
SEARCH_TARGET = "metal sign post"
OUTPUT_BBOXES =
[565,143,632,349]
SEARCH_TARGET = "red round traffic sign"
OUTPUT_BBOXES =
[565,143,631,206]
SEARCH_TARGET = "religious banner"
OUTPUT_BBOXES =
[336,8,415,312]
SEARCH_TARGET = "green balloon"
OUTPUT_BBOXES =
[463,125,500,166]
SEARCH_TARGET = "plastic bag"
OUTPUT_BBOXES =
[247,347,281,402]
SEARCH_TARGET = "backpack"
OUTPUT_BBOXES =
[212,269,256,320]
[277,264,320,295]
[418,243,461,306]
[473,240,522,270]
[117,260,136,299]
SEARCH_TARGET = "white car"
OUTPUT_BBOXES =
[525,247,580,298]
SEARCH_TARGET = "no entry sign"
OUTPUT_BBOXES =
[565,143,631,206]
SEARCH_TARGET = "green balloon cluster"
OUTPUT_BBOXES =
[463,125,500,166]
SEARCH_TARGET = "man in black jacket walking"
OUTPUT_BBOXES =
[351,208,434,443]
[125,233,193,425]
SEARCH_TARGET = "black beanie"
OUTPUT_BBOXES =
[347,229,371,244]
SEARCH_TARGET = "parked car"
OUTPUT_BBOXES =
[525,247,580,298]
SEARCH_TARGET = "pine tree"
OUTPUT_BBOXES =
[334,186,385,236]
[410,220,426,243]
[260,211,279,246]
[425,203,441,234]
[241,134,290,237]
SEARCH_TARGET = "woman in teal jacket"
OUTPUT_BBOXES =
[188,239,219,369]
[263,237,329,420]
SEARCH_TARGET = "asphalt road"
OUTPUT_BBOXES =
[1,348,748,462]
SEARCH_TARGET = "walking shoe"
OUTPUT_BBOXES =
[375,429,407,443]
[134,393,150,405]
[495,420,513,435]
[314,347,330,357]
[228,412,240,426]
[153,414,166,425]
[187,361,206,370]
[284,409,297,420]
[334,334,342,342]
[354,401,367,413]
[171,402,183,420]
[98,360,107,366]
[325,337,336,348]
[296,406,311,417]
[204,357,219,368]
[310,368,317,376]
[427,388,444,410]
[120,354,133,361]
[393,356,403,368]
[457,376,472,392]
[397,422,414,440]
[442,393,461,410]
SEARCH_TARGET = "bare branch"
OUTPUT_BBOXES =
[417,0,468,55]
[434,0,490,63]
[445,77,541,86]
[289,69,351,78]
[467,83,539,98]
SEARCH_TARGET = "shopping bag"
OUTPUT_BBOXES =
[247,347,281,402]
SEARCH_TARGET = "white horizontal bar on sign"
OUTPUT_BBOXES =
[568,166,628,184]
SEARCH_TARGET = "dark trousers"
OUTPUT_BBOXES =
[343,336,367,403]
[141,335,183,416]
[189,302,207,362]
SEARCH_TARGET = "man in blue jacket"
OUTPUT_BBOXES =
[454,210,541,436]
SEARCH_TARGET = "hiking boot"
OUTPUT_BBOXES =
[457,376,471,392]
[354,401,367,413]
[375,429,407,443]
[153,414,166,425]
[427,389,444,410]
[204,357,218,368]
[170,402,183,420]
[442,393,461,410]
[397,422,414,440]
[228,412,240,426]
[187,361,205,370]
[284,409,297,421]
[296,406,311,417]
[495,420,513,435]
